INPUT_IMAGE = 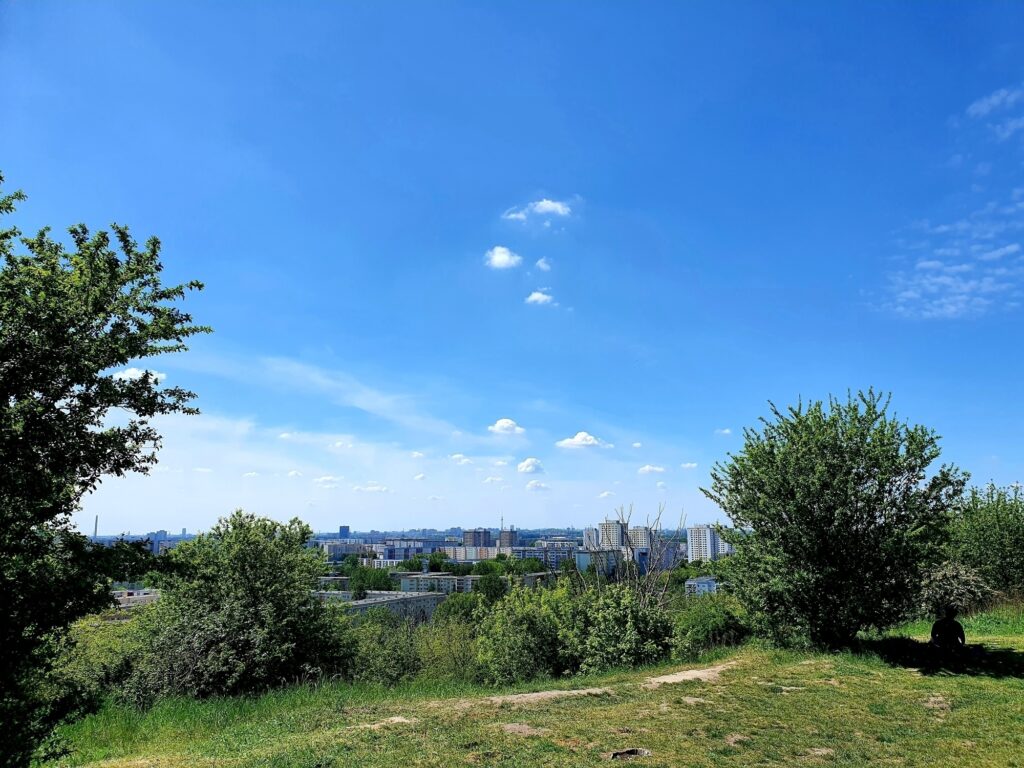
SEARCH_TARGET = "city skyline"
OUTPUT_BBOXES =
[2,3,1023,533]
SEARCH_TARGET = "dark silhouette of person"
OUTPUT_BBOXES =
[930,606,966,654]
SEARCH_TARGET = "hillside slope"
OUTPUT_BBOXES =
[54,608,1024,767]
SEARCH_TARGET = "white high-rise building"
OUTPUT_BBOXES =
[686,524,733,562]
[583,527,600,550]
[599,519,627,548]
[628,526,653,549]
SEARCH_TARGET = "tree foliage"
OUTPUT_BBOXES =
[122,511,352,706]
[951,483,1024,594]
[0,174,208,766]
[704,390,965,647]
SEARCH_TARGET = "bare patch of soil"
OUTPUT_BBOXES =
[348,716,417,730]
[642,662,737,689]
[725,733,750,746]
[486,687,613,707]
[500,723,549,737]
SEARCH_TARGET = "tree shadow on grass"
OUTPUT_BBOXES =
[859,637,1024,678]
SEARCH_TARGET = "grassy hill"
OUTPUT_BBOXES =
[52,605,1024,767]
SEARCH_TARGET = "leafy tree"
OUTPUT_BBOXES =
[0,175,208,765]
[704,390,965,647]
[95,538,157,585]
[473,572,509,605]
[476,587,560,684]
[951,483,1024,594]
[511,557,546,575]
[432,591,483,625]
[348,565,394,599]
[121,511,352,706]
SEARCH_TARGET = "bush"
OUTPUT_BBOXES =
[432,592,483,625]
[560,585,672,674]
[476,588,561,684]
[55,616,141,708]
[918,561,995,618]
[122,511,353,706]
[416,619,481,682]
[672,593,749,660]
[952,484,1024,594]
[352,609,420,686]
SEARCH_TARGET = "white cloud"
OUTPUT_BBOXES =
[278,432,293,439]
[428,495,444,502]
[525,290,554,305]
[967,85,1024,118]
[638,464,665,474]
[535,257,552,272]
[680,462,698,470]
[113,367,167,382]
[449,453,473,465]
[488,418,525,435]
[242,471,259,477]
[657,481,667,490]
[517,457,544,474]
[483,476,503,484]
[493,459,509,467]
[332,440,353,449]
[410,451,425,458]
[525,480,550,492]
[413,473,426,481]
[714,428,732,436]
[314,475,342,485]
[193,467,213,473]
[287,470,303,477]
[353,483,389,493]
[978,243,1021,261]
[502,198,573,222]
[555,431,612,449]
[632,442,642,449]
[598,490,615,498]
[485,245,522,269]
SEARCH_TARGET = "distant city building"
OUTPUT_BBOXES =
[599,519,627,548]
[628,526,653,549]
[685,576,719,596]
[339,525,350,538]
[575,549,623,577]
[583,527,599,550]
[498,526,518,547]
[464,528,493,547]
[686,524,733,562]
[399,571,550,595]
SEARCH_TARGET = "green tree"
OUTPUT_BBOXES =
[473,572,509,605]
[951,483,1024,594]
[122,511,352,706]
[0,175,208,766]
[704,390,965,647]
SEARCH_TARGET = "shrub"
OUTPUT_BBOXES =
[952,484,1024,594]
[918,561,995,618]
[476,587,560,684]
[559,585,672,674]
[55,616,141,708]
[416,619,481,682]
[352,609,420,686]
[121,511,353,706]
[672,593,749,660]
[432,592,483,625]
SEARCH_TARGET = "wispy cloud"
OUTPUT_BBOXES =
[598,490,615,498]
[525,479,550,492]
[680,462,698,469]
[714,428,732,436]
[485,245,522,269]
[966,84,1024,118]
[353,482,390,493]
[449,453,473,465]
[535,257,552,272]
[638,464,665,474]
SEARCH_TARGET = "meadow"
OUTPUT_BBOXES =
[52,604,1024,767]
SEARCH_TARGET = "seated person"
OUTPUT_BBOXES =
[930,606,966,654]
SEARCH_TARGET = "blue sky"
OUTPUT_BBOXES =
[2,2,1023,534]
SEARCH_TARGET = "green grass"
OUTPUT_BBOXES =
[51,606,1024,767]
